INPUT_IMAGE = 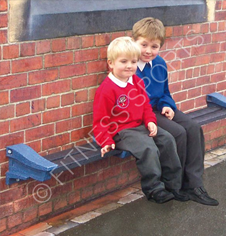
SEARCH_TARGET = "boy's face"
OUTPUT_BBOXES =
[108,55,138,82]
[135,37,161,62]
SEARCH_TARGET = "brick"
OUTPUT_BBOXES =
[0,185,26,205]
[173,25,183,36]
[169,81,182,93]
[26,140,41,153]
[68,190,81,205]
[0,91,8,105]
[99,166,122,181]
[0,105,14,120]
[117,172,129,186]
[192,24,201,34]
[111,32,126,41]
[61,92,75,106]
[191,45,205,56]
[202,84,216,95]
[53,197,67,211]
[212,32,226,42]
[8,212,23,228]
[188,87,202,98]
[0,74,27,90]
[95,33,111,46]
[85,158,109,175]
[105,177,117,190]
[10,114,41,132]
[165,26,173,37]
[195,96,206,108]
[88,87,97,101]
[215,62,224,73]
[215,0,222,10]
[75,48,99,62]
[99,46,107,59]
[11,86,41,102]
[0,120,9,135]
[72,101,93,116]
[39,201,53,217]
[221,42,226,51]
[43,107,70,123]
[200,23,209,33]
[47,95,60,108]
[211,72,226,82]
[0,29,7,43]
[26,124,54,142]
[0,0,7,11]
[45,52,73,68]
[59,64,86,78]
[207,64,215,75]
[166,37,184,50]
[181,57,196,69]
[3,45,19,59]
[172,91,187,102]
[210,22,217,32]
[81,185,94,199]
[14,195,37,213]
[83,114,93,126]
[215,11,226,21]
[74,174,98,190]
[29,68,58,85]
[20,43,35,57]
[0,149,7,163]
[71,126,92,142]
[217,81,226,91]
[56,117,82,133]
[23,206,38,223]
[75,90,88,103]
[218,21,226,31]
[87,60,107,73]
[42,133,70,150]
[12,57,43,73]
[195,55,210,66]
[51,183,73,199]
[0,218,6,233]
[94,182,106,195]
[16,102,30,116]
[52,38,66,52]
[31,99,45,113]
[200,66,207,76]
[210,52,225,63]
[180,99,195,111]
[0,203,14,219]
[82,35,94,48]
[205,43,220,53]
[193,67,200,78]
[0,61,10,75]
[67,36,81,49]
[36,40,51,54]
[72,75,98,90]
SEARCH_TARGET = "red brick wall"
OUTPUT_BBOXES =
[0,0,226,234]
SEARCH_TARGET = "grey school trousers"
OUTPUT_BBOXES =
[113,125,182,199]
[154,109,205,189]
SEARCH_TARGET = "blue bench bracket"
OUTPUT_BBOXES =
[207,92,226,108]
[6,144,58,185]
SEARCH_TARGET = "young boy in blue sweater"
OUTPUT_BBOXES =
[133,17,219,206]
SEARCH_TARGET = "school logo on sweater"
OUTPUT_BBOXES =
[117,94,129,108]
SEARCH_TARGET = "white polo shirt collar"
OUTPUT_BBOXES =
[137,60,152,72]
[108,72,134,88]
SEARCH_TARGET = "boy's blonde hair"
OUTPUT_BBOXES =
[132,17,165,47]
[107,36,141,62]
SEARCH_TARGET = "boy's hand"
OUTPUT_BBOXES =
[161,107,174,120]
[101,144,115,157]
[147,122,157,137]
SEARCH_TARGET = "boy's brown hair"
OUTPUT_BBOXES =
[132,17,166,47]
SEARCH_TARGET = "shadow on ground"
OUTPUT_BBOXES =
[59,161,226,236]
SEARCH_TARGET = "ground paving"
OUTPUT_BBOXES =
[10,145,226,236]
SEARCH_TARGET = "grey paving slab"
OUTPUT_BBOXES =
[59,161,226,236]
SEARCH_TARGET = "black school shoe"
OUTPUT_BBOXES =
[167,189,190,202]
[187,187,219,206]
[148,189,174,204]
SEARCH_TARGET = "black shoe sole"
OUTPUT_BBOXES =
[149,194,174,204]
[189,195,219,206]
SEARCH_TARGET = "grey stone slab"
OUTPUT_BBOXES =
[47,221,79,235]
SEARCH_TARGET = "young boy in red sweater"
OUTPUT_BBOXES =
[133,17,218,206]
[93,36,187,203]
